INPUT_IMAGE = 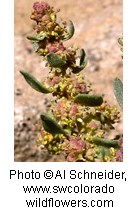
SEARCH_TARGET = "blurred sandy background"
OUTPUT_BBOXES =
[14,0,122,161]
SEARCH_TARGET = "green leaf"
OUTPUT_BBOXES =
[72,49,88,73]
[47,53,66,68]
[97,146,112,160]
[32,42,39,52]
[27,32,47,41]
[74,94,103,106]
[92,136,119,148]
[40,113,67,135]
[27,33,47,52]
[80,48,86,65]
[63,20,75,41]
[113,77,123,109]
[19,70,51,94]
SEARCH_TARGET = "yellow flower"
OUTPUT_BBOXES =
[110,147,116,156]
[104,156,110,162]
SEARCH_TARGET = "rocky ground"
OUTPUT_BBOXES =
[14,0,123,161]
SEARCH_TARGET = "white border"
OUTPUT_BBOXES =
[0,0,138,217]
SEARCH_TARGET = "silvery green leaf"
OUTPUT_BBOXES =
[72,49,87,73]
[47,53,66,67]
[27,32,47,41]
[40,113,67,135]
[93,136,119,148]
[113,77,123,109]
[74,94,103,106]
[63,20,75,41]
[20,70,51,94]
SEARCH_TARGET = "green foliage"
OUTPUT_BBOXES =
[19,1,123,162]
[92,136,119,148]
[40,113,67,136]
[32,42,39,52]
[63,20,75,41]
[74,94,103,106]
[20,70,51,94]
[27,32,47,41]
[47,53,67,67]
[113,77,123,109]
[72,49,88,73]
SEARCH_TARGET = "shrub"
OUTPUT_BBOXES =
[20,1,123,162]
